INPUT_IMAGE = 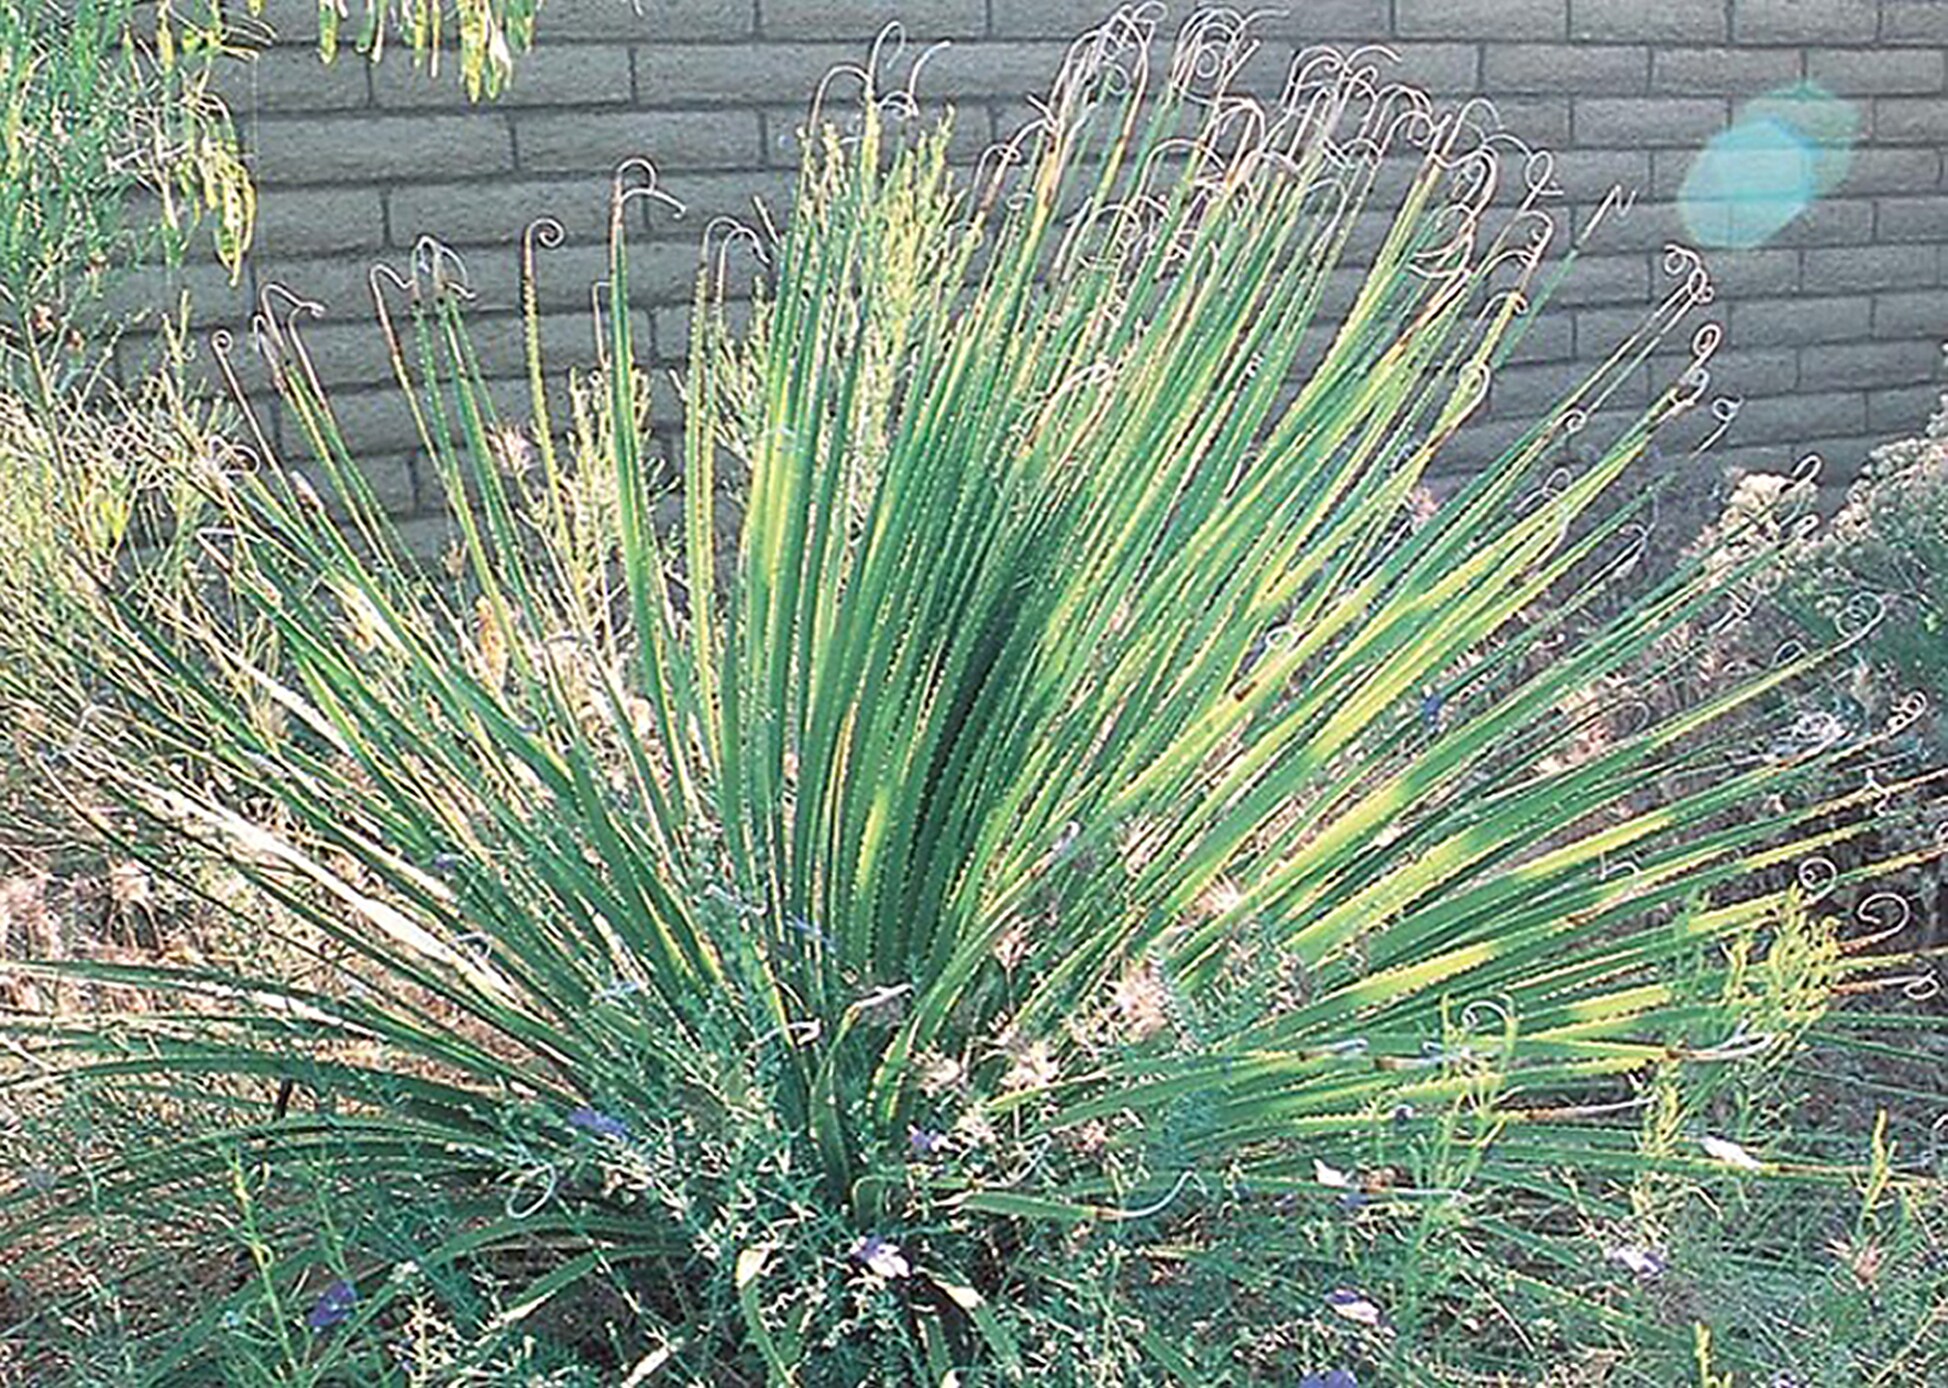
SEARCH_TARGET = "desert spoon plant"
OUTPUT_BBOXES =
[3,8,1942,1382]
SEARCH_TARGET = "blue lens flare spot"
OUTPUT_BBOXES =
[1678,84,1858,251]
[1680,117,1816,249]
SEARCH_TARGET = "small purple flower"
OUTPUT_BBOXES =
[907,1125,946,1159]
[1300,1372,1358,1388]
[1419,689,1446,732]
[1605,1244,1668,1280]
[567,1106,630,1140]
[1324,1287,1383,1327]
[304,1277,357,1332]
[850,1233,911,1280]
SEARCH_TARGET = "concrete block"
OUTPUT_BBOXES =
[1572,97,1727,148]
[1727,389,1867,443]
[1877,98,1948,145]
[213,44,372,113]
[390,177,615,246]
[1872,289,1948,338]
[1867,383,1946,431]
[1807,47,1945,97]
[1732,0,1877,44]
[372,42,633,107]
[548,0,756,42]
[1484,44,1648,95]
[1883,1,1948,43]
[1489,97,1571,147]
[252,186,388,255]
[762,0,986,40]
[1802,339,1944,390]
[517,109,763,171]
[248,113,514,184]
[1731,294,1873,348]
[1803,243,1938,292]
[1821,146,1941,196]
[1376,44,1483,95]
[1397,0,1565,41]
[1571,0,1726,43]
[1746,196,1875,248]
[1700,246,1800,295]
[1650,47,1802,97]
[1878,196,1948,242]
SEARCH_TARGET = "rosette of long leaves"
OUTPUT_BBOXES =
[4,9,1940,1380]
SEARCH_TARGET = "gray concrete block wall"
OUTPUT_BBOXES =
[138,0,1946,515]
